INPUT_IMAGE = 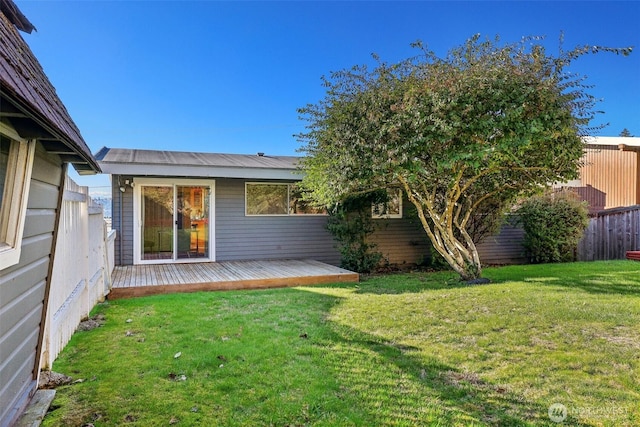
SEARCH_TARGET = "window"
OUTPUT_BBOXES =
[0,123,36,270]
[246,183,289,215]
[372,188,403,219]
[245,183,326,216]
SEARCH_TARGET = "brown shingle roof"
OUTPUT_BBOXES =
[0,0,99,174]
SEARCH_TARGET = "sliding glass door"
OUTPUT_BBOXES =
[141,185,174,260]
[176,185,210,260]
[136,179,214,264]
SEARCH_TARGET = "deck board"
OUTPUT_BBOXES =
[108,259,358,299]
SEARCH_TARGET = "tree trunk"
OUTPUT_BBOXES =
[404,193,483,281]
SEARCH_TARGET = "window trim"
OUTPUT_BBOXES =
[245,182,327,216]
[0,122,36,270]
[372,188,403,219]
[245,182,289,216]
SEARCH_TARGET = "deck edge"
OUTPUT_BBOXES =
[108,272,359,299]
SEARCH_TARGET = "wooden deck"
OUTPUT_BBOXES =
[109,259,359,299]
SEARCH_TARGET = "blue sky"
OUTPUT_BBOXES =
[17,1,640,193]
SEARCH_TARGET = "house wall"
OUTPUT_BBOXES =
[369,206,432,266]
[216,179,339,263]
[578,148,639,211]
[0,144,61,427]
[111,175,134,266]
[476,221,527,265]
[112,175,530,267]
[370,205,527,267]
[112,176,341,266]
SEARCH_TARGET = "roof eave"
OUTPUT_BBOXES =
[98,162,303,180]
[1,89,101,173]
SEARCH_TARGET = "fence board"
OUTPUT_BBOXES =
[40,176,115,369]
[578,205,640,261]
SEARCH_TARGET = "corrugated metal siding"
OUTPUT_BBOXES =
[0,145,61,427]
[579,148,639,211]
[215,179,340,264]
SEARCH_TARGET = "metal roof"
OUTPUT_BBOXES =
[96,147,303,180]
[0,0,100,174]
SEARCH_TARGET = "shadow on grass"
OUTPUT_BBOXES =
[354,270,465,295]
[297,287,592,427]
[46,275,629,426]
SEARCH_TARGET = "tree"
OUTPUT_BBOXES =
[619,128,633,137]
[297,35,631,280]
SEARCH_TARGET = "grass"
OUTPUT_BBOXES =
[44,260,640,426]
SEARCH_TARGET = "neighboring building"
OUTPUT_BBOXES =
[0,1,100,425]
[566,136,640,213]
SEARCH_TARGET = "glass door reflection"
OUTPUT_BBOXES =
[176,185,210,260]
[141,186,174,261]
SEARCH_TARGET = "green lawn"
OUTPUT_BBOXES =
[44,261,640,426]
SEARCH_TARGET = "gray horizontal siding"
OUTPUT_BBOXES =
[368,209,432,266]
[112,175,135,266]
[113,177,340,266]
[476,221,526,265]
[0,145,60,426]
[216,179,340,264]
[369,207,527,267]
[112,175,528,268]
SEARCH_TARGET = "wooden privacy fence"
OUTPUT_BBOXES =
[578,205,640,261]
[40,176,116,370]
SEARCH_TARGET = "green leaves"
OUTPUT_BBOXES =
[297,34,631,279]
[516,190,590,263]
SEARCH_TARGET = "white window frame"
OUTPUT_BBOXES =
[245,182,290,216]
[372,188,403,219]
[0,122,36,270]
[244,182,327,216]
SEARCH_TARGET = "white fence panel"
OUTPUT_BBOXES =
[41,175,115,369]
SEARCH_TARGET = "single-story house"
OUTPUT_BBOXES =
[0,1,100,425]
[97,147,525,267]
[564,136,640,213]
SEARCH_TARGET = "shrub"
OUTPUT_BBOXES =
[516,190,589,263]
[326,192,384,273]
